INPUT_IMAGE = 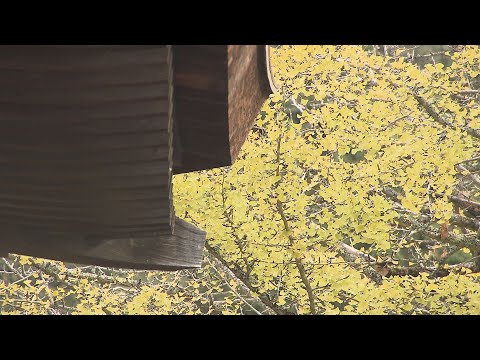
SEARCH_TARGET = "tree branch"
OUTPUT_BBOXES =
[205,255,265,315]
[205,243,284,315]
[275,132,317,314]
[276,199,317,314]
[450,195,480,209]
[413,93,480,139]
[456,155,480,165]
[338,243,384,285]
[382,186,480,232]
[451,213,480,232]
[396,214,480,251]
[456,164,480,188]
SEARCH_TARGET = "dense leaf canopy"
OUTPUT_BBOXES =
[1,45,480,314]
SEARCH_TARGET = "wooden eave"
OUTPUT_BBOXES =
[0,45,273,270]
[172,45,273,173]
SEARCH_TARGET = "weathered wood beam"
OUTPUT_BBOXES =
[172,45,273,173]
[0,217,206,270]
[0,45,271,270]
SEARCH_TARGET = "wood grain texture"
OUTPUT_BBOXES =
[0,46,173,238]
[228,45,272,162]
[172,45,272,173]
[0,45,205,270]
[0,217,206,270]
[172,45,230,173]
[0,45,270,270]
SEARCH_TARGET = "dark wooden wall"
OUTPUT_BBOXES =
[172,45,230,173]
[0,46,174,237]
[0,45,271,269]
[172,45,272,174]
[228,45,272,162]
[0,45,207,269]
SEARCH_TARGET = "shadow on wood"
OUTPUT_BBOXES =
[0,45,273,270]
[0,217,205,270]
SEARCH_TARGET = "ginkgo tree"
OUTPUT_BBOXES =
[1,45,480,315]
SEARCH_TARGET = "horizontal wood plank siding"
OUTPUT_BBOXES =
[0,45,271,270]
[1,217,205,270]
[172,45,272,174]
[172,45,230,173]
[0,45,174,242]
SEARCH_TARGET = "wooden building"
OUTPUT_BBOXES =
[0,45,273,270]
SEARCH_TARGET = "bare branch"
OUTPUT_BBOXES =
[456,164,480,187]
[411,51,449,59]
[450,195,480,209]
[338,243,384,285]
[458,90,480,95]
[456,155,480,165]
[414,93,480,139]
[397,215,480,251]
[451,213,480,233]
[205,256,264,315]
[276,132,317,314]
[206,243,284,315]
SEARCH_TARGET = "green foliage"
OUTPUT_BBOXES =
[1,45,480,315]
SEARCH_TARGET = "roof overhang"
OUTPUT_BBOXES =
[0,45,273,270]
[172,45,274,173]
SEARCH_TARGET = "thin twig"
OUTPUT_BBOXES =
[206,243,283,315]
[206,257,262,315]
[456,156,480,165]
[414,93,480,139]
[456,164,480,187]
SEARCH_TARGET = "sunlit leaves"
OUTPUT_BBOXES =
[2,45,480,315]
[173,45,480,314]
